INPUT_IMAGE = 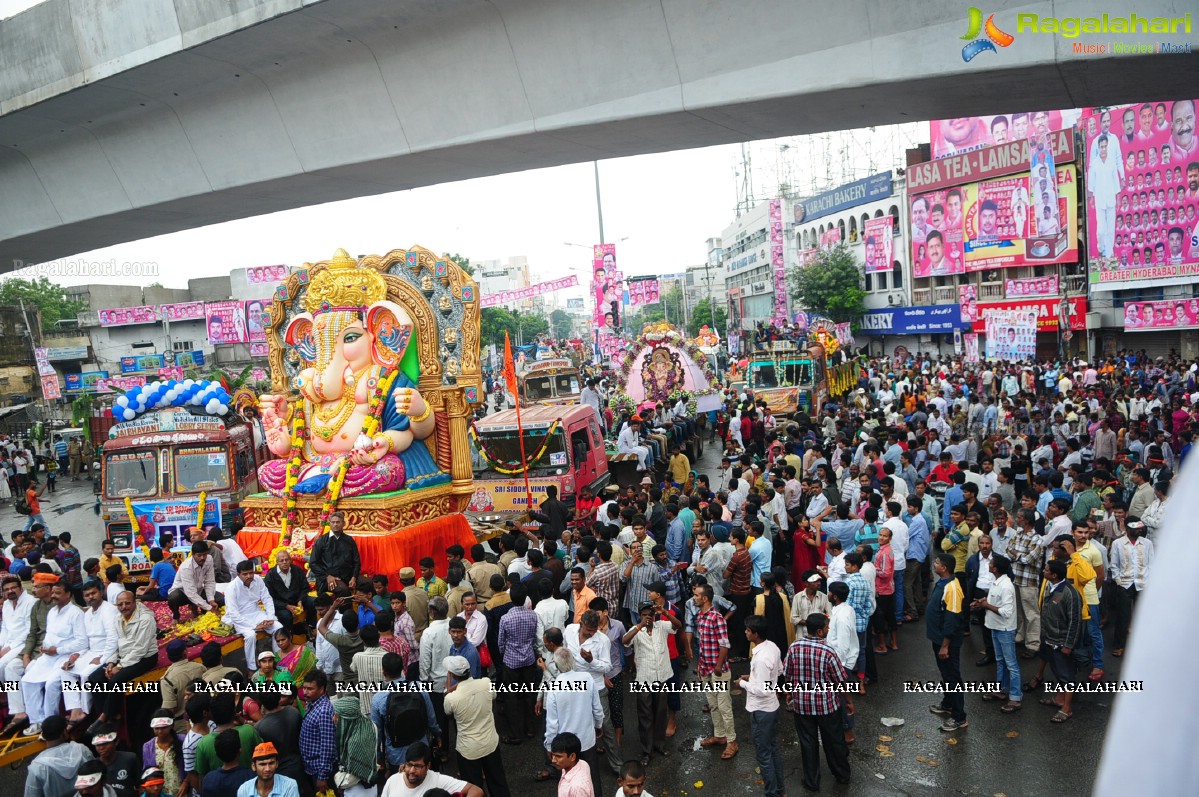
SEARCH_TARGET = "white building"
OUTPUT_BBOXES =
[723,201,787,332]
[475,256,532,311]
[684,239,727,317]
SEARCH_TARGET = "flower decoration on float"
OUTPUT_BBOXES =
[110,379,232,421]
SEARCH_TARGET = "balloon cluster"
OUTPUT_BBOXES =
[110,379,232,422]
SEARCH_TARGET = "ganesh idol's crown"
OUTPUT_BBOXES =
[304,248,388,314]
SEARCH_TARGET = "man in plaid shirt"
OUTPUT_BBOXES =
[1008,508,1045,655]
[843,553,874,681]
[587,542,622,609]
[784,613,851,790]
[497,583,540,743]
[695,584,738,760]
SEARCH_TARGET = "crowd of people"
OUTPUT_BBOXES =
[0,346,1178,797]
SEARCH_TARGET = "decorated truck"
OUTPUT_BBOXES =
[100,382,259,562]
[518,358,582,406]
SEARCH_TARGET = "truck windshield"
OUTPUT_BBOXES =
[106,451,157,498]
[554,374,579,395]
[525,376,553,400]
[174,446,231,493]
[473,428,569,474]
[753,361,812,387]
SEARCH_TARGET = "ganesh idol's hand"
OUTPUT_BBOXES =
[395,387,430,425]
[349,433,389,467]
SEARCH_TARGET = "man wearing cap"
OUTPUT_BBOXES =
[60,579,120,727]
[443,654,510,797]
[92,721,143,797]
[235,742,299,797]
[27,714,94,797]
[790,574,831,640]
[227,560,284,672]
[87,592,159,727]
[617,417,651,472]
[168,540,221,621]
[19,579,85,738]
[73,759,115,797]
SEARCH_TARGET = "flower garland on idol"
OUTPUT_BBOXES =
[607,324,721,415]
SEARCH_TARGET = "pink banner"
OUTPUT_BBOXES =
[481,274,579,309]
[770,199,787,323]
[592,244,620,330]
[95,375,147,393]
[959,284,978,324]
[819,227,843,250]
[33,347,55,377]
[1124,299,1199,330]
[929,111,1079,160]
[626,278,660,306]
[250,368,269,383]
[247,265,288,285]
[205,301,247,344]
[157,367,184,380]
[40,375,61,400]
[863,216,894,274]
[245,298,268,342]
[160,302,205,322]
[911,189,965,277]
[249,342,270,357]
[963,333,979,364]
[1082,100,1199,287]
[98,306,158,327]
[1005,275,1059,297]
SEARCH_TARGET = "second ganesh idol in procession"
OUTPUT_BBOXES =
[257,250,450,498]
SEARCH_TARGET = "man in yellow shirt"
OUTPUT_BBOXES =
[941,505,972,593]
[1072,523,1106,679]
[668,445,691,488]
[98,538,129,585]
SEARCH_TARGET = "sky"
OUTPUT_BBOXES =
[7,125,923,304]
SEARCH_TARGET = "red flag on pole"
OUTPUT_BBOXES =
[503,332,533,511]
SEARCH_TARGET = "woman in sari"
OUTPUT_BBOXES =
[274,626,316,683]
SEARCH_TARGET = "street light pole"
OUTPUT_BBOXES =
[594,161,606,245]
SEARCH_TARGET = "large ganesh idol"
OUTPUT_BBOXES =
[257,249,453,498]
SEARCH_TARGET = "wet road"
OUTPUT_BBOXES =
[0,451,1113,795]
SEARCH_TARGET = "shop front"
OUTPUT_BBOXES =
[859,305,970,360]
[972,296,1087,361]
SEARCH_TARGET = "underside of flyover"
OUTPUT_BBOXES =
[1,0,1195,269]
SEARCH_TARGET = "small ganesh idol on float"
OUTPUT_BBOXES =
[257,249,450,498]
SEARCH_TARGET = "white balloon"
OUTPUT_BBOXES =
[216,405,229,416]
[115,396,129,407]
[123,409,135,420]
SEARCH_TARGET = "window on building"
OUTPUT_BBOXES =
[848,216,858,243]
[874,209,884,218]
[892,261,903,289]
[864,273,873,291]
[862,213,871,232]
[877,272,888,290]
[888,205,900,234]
[837,219,846,241]
[173,340,194,352]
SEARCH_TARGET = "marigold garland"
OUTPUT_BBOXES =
[468,420,561,473]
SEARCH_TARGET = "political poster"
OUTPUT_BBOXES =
[98,306,158,327]
[249,342,270,357]
[910,189,966,277]
[963,333,980,363]
[204,301,247,344]
[863,216,894,274]
[481,276,580,309]
[626,277,660,306]
[246,265,288,285]
[33,347,55,377]
[770,199,788,323]
[160,302,205,322]
[983,308,1037,361]
[1123,299,1199,330]
[126,497,222,551]
[929,110,1081,159]
[1082,100,1199,289]
[41,375,61,400]
[819,227,843,250]
[1005,275,1059,297]
[592,244,621,331]
[959,284,978,324]
[244,298,268,342]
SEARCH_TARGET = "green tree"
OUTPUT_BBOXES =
[443,252,474,276]
[687,298,727,337]
[480,307,549,349]
[0,277,86,331]
[787,243,866,324]
[550,309,572,338]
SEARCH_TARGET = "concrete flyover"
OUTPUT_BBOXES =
[1,0,1195,269]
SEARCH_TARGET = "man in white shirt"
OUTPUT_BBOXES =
[225,561,283,672]
[971,554,1020,708]
[543,647,606,797]
[312,595,343,676]
[617,419,651,471]
[534,582,569,658]
[881,503,908,625]
[737,616,784,797]
[21,581,86,737]
[59,580,119,723]
[1109,519,1154,656]
[825,582,859,676]
[623,602,677,764]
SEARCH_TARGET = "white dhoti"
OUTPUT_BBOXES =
[619,444,650,470]
[21,653,69,724]
[233,615,282,672]
[60,652,108,714]
[0,649,24,714]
